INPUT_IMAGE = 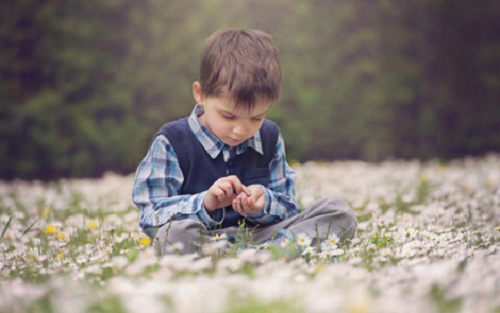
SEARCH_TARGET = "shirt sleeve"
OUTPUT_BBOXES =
[132,135,223,238]
[245,134,301,225]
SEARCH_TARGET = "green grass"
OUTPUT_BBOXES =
[225,297,303,313]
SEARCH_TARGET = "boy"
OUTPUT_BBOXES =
[133,29,357,255]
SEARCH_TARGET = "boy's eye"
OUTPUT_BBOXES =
[223,115,236,120]
[252,117,264,122]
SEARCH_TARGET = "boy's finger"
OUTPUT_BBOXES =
[247,197,255,208]
[214,188,226,202]
[239,194,252,214]
[247,197,259,213]
[216,178,231,190]
[251,193,261,204]
[215,186,232,201]
[212,187,223,198]
[232,198,242,214]
[220,182,233,196]
[225,175,241,187]
[226,176,251,196]
[236,183,251,196]
[223,178,238,194]
[242,185,252,196]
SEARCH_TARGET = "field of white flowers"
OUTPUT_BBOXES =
[1,154,500,313]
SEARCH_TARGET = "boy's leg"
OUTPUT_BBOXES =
[251,197,357,244]
[153,219,239,255]
[154,198,356,254]
[154,220,205,255]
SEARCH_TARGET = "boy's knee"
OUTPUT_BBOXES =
[329,197,356,224]
[311,197,355,219]
[312,197,357,240]
[332,198,357,240]
[154,219,206,255]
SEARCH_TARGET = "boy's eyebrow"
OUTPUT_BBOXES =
[253,113,267,118]
[251,109,270,118]
[218,109,236,116]
[219,108,268,118]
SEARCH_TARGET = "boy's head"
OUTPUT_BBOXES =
[193,29,282,147]
[195,28,282,110]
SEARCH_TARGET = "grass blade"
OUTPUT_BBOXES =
[0,217,13,242]
[21,219,39,238]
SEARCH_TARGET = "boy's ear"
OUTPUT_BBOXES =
[192,82,205,104]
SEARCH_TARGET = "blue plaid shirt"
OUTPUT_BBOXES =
[133,105,300,238]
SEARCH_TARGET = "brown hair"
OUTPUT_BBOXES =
[199,29,282,110]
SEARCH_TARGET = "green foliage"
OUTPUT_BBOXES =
[224,298,303,313]
[87,296,128,313]
[429,284,463,313]
[1,0,499,178]
[26,295,54,313]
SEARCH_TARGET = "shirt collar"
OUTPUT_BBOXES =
[187,104,264,159]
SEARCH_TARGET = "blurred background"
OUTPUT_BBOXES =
[1,0,499,180]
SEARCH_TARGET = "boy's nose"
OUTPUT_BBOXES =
[233,124,248,136]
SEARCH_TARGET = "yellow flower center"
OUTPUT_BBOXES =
[45,225,55,235]
[56,231,66,241]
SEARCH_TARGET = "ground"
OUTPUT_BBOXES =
[1,154,499,313]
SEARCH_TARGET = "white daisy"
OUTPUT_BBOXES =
[302,246,316,256]
[327,233,340,245]
[211,233,227,242]
[380,247,391,257]
[330,248,345,257]
[320,240,338,252]
[296,232,312,246]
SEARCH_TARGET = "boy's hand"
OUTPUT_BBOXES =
[204,176,251,211]
[232,185,266,215]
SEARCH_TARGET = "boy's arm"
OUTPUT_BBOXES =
[244,134,301,225]
[132,135,223,238]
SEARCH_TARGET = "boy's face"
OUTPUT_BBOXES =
[193,82,271,147]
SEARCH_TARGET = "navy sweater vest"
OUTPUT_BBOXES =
[154,117,280,228]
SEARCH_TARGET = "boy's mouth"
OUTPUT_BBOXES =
[228,137,244,144]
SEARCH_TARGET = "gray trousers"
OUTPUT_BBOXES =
[154,197,357,255]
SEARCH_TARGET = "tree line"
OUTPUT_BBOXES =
[1,0,499,179]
